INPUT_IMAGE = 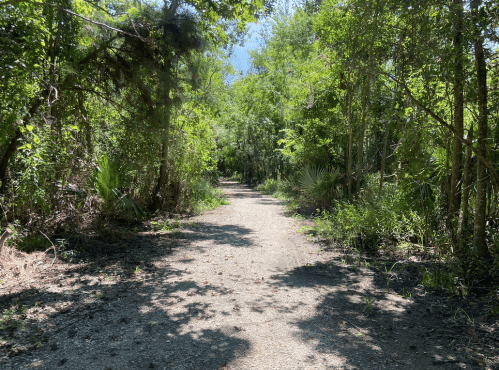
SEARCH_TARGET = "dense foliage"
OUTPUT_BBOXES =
[2,0,499,280]
[217,0,499,277]
[0,0,265,235]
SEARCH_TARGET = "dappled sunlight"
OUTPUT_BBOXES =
[2,181,494,369]
[263,258,460,368]
[0,242,252,369]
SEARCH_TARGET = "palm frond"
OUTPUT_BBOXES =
[298,164,340,205]
[118,194,144,220]
[95,153,123,201]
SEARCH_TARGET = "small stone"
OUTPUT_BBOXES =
[50,344,58,351]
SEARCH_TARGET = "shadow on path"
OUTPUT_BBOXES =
[0,223,256,369]
[265,261,479,369]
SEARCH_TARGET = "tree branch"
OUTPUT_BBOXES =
[361,64,499,189]
[63,87,131,120]
[2,0,149,42]
[79,0,142,38]
[0,0,24,7]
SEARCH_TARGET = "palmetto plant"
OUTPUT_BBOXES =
[298,164,340,206]
[95,154,143,220]
[95,154,122,202]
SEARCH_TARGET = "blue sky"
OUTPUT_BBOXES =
[228,22,265,75]
[228,0,300,75]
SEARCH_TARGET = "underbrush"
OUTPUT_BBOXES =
[1,176,228,258]
[314,180,426,250]
[228,172,243,183]
[257,178,293,199]
[191,178,229,213]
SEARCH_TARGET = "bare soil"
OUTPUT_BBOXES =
[0,181,497,369]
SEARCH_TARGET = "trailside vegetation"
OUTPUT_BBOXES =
[0,0,265,240]
[1,0,499,290]
[216,1,499,285]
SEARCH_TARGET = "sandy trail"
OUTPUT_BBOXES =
[5,181,462,370]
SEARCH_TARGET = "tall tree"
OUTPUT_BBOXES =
[448,0,465,223]
[471,0,489,258]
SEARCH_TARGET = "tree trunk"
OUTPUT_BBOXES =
[356,76,370,192]
[472,0,489,258]
[460,124,473,236]
[155,109,171,199]
[346,73,353,201]
[0,98,42,191]
[449,0,464,223]
[78,90,93,157]
[443,135,451,214]
[380,125,389,192]
[0,128,23,190]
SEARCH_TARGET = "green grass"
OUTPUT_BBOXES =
[150,219,183,232]
[192,179,230,213]
[257,178,293,199]
[421,267,468,297]
[362,296,375,316]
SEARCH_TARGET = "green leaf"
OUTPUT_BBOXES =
[6,113,17,126]
[26,124,34,132]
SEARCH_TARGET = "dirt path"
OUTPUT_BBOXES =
[1,182,486,369]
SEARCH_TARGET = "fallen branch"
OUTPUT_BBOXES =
[0,226,13,253]
[39,230,57,267]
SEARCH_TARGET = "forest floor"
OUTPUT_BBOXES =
[0,181,498,369]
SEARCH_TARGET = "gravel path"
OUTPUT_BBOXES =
[2,181,479,369]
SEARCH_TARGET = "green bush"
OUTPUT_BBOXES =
[257,179,279,194]
[93,153,143,220]
[95,153,123,202]
[192,178,229,213]
[229,172,243,183]
[297,165,340,206]
[15,234,50,253]
[257,178,292,197]
[314,175,426,250]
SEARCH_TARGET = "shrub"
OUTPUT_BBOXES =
[93,153,143,220]
[257,178,292,196]
[191,178,229,213]
[297,165,340,207]
[314,175,426,250]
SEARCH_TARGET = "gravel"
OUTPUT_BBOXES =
[0,182,483,369]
